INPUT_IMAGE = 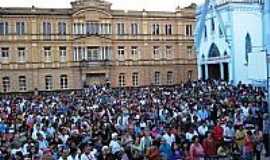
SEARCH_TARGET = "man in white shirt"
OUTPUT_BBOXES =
[224,121,235,143]
[80,143,97,160]
[162,129,175,146]
[109,133,122,155]
[198,122,208,137]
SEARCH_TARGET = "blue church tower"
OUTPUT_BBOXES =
[195,0,269,85]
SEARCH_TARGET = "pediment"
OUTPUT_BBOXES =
[72,8,112,20]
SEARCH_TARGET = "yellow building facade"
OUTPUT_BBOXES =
[0,0,196,92]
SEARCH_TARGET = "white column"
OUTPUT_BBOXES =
[220,63,224,80]
[205,64,209,79]
[198,63,202,79]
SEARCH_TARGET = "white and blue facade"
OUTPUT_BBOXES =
[195,0,269,85]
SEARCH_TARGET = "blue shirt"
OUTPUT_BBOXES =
[197,109,209,120]
[160,143,173,160]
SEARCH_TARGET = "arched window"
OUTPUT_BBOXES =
[245,33,252,63]
[219,25,223,36]
[208,43,220,58]
[211,18,215,32]
[204,25,207,39]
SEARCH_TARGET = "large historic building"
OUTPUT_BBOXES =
[195,0,270,85]
[0,0,196,92]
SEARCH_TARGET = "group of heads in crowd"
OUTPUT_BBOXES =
[0,80,270,160]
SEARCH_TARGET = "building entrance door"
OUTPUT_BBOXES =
[223,63,229,82]
[85,73,106,86]
[201,65,206,80]
[208,64,221,80]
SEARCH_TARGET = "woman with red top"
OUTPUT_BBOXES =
[243,131,254,160]
[212,122,224,143]
[189,136,205,160]
[203,132,217,156]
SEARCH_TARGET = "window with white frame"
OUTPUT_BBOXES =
[117,23,125,35]
[44,47,52,62]
[100,46,111,60]
[73,47,84,61]
[165,24,172,35]
[153,46,160,59]
[100,23,112,35]
[86,23,99,35]
[73,23,85,35]
[60,75,68,89]
[152,24,160,35]
[1,48,9,59]
[0,22,8,35]
[118,46,125,60]
[43,22,51,35]
[165,46,172,59]
[87,47,99,61]
[187,46,193,56]
[58,22,66,35]
[185,24,193,36]
[18,47,26,62]
[118,73,125,87]
[19,76,27,91]
[45,75,53,90]
[131,46,138,60]
[2,77,10,92]
[59,47,67,62]
[154,72,160,85]
[16,22,25,35]
[131,23,139,35]
[167,71,173,85]
[188,70,193,80]
[132,72,139,87]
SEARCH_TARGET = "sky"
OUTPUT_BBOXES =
[0,0,204,11]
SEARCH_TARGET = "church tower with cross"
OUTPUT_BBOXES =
[195,0,269,85]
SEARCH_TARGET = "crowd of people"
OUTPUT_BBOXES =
[0,80,269,160]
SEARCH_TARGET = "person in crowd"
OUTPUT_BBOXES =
[243,131,254,160]
[254,125,263,160]
[263,113,270,157]
[235,124,245,153]
[171,142,183,160]
[189,136,204,160]
[146,140,161,160]
[217,142,230,157]
[159,137,173,160]
[203,132,217,157]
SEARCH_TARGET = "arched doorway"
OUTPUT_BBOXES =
[208,43,221,80]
